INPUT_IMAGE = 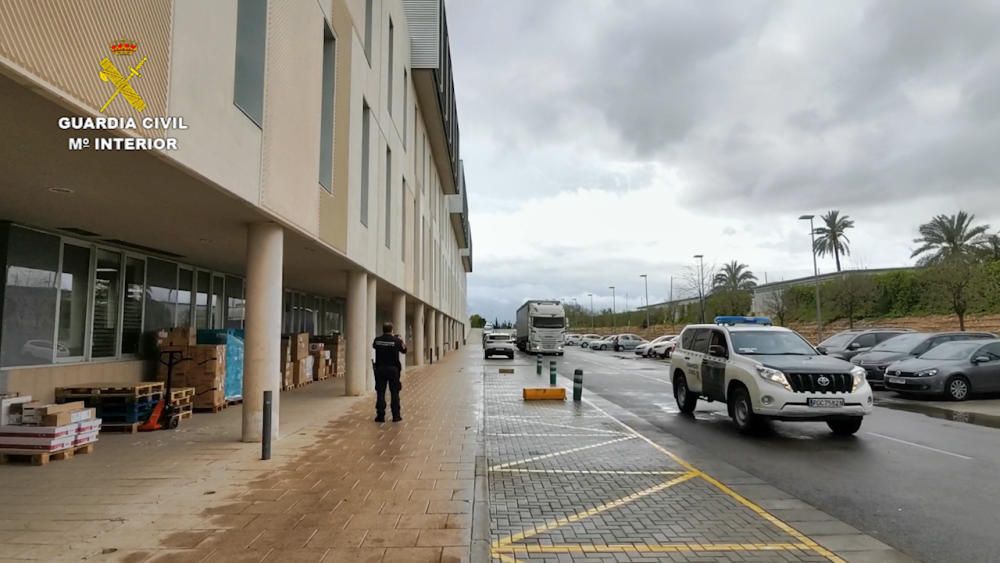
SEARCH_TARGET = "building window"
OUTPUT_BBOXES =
[233,0,267,126]
[0,226,59,367]
[177,268,193,328]
[224,275,245,329]
[58,243,91,360]
[90,249,122,358]
[211,274,225,328]
[402,180,407,262]
[364,0,374,63]
[144,258,176,335]
[319,24,336,191]
[120,256,144,355]
[195,270,210,329]
[402,71,408,148]
[387,19,394,116]
[385,146,392,248]
[361,102,371,227]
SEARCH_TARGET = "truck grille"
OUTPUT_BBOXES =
[786,373,852,393]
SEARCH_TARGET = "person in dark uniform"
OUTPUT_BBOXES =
[372,322,407,422]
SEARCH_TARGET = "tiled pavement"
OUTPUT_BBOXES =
[0,349,482,563]
[483,360,913,563]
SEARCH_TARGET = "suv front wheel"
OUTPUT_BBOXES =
[827,417,863,435]
[728,386,763,434]
[673,374,699,414]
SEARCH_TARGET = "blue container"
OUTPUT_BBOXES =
[197,329,245,402]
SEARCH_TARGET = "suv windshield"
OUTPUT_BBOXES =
[533,317,564,328]
[730,331,817,356]
[819,333,856,349]
[871,333,927,353]
[919,341,982,360]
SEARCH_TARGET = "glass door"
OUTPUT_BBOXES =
[176,268,193,327]
[211,275,225,328]
[90,249,122,358]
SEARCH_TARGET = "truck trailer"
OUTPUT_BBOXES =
[515,300,566,355]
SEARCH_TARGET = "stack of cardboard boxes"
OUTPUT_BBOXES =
[310,334,345,379]
[157,327,227,411]
[0,396,102,462]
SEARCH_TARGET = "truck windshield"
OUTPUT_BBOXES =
[729,331,816,356]
[533,317,564,328]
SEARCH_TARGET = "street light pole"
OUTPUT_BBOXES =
[587,293,594,331]
[609,286,616,331]
[693,255,705,323]
[640,274,649,328]
[799,214,823,341]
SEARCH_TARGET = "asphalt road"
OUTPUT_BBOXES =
[542,347,1000,563]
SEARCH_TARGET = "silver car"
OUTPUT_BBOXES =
[884,340,1000,400]
[484,332,516,360]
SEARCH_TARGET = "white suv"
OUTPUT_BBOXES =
[669,318,873,435]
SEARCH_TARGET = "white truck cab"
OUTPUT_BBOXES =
[669,316,873,435]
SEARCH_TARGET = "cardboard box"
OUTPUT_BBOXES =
[292,358,310,386]
[42,408,95,428]
[38,402,86,417]
[77,418,102,434]
[158,327,197,347]
[75,430,100,446]
[309,342,325,353]
[291,333,309,361]
[0,423,79,438]
[0,434,77,451]
[1,396,32,426]
[312,353,328,380]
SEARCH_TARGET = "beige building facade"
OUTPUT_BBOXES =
[0,0,471,440]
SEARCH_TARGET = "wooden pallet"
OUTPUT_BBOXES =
[56,382,165,400]
[0,443,95,466]
[101,422,141,434]
[168,387,195,403]
[179,410,193,421]
[193,403,226,413]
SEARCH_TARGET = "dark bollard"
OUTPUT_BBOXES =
[573,369,584,401]
[549,360,557,386]
[536,354,542,375]
[262,390,272,460]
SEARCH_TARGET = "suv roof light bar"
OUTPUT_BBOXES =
[714,316,773,326]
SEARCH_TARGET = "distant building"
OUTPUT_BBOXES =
[751,267,918,315]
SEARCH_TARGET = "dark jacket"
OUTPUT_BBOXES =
[373,334,407,369]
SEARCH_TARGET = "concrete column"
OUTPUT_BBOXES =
[243,223,283,443]
[366,277,377,392]
[414,303,425,366]
[346,271,368,396]
[429,310,437,363]
[393,292,406,371]
[436,311,444,358]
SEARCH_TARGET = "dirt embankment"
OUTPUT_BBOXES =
[582,314,1000,344]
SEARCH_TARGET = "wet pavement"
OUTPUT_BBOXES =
[480,357,909,562]
[548,347,1000,563]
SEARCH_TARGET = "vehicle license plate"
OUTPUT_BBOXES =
[887,377,905,385]
[808,398,844,408]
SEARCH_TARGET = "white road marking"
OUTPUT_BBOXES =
[865,432,973,460]
[489,436,637,470]
[633,373,672,386]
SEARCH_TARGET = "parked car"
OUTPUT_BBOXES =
[669,319,871,435]
[851,331,996,387]
[21,339,70,361]
[564,333,582,346]
[484,332,516,360]
[817,328,913,360]
[651,335,679,359]
[610,334,646,352]
[578,334,604,349]
[635,335,674,357]
[884,340,1000,401]
[590,335,617,351]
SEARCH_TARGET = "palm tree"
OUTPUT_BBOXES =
[813,210,854,272]
[712,261,758,292]
[911,211,990,265]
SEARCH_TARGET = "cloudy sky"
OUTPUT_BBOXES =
[447,0,1000,323]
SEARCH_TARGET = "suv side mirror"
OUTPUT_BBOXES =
[816,346,827,355]
[708,344,728,358]
[973,355,991,364]
[848,342,861,350]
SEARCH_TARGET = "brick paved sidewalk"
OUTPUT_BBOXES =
[0,350,483,563]
[483,360,914,563]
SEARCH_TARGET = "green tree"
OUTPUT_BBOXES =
[712,261,758,291]
[469,314,486,329]
[911,211,990,265]
[830,273,875,328]
[813,210,855,272]
[926,256,978,331]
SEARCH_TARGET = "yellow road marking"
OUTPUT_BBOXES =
[493,552,523,563]
[488,435,635,471]
[492,472,698,548]
[494,542,815,554]
[491,468,686,476]
[578,396,846,563]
